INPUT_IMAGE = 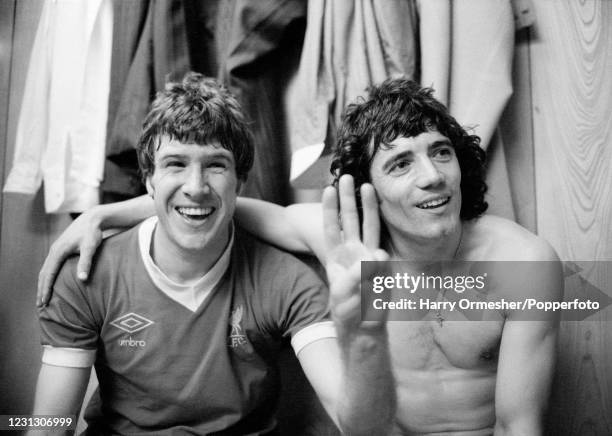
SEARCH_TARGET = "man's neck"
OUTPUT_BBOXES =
[386,223,463,262]
[150,226,230,284]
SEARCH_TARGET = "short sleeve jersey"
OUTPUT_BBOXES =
[39,223,331,435]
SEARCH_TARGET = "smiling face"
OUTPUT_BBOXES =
[369,130,462,244]
[146,136,240,259]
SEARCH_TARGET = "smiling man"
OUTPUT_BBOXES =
[237,79,562,434]
[29,73,395,435]
[39,78,562,435]
[321,79,562,434]
[368,130,462,249]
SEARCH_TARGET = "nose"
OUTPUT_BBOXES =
[415,158,444,189]
[181,166,210,199]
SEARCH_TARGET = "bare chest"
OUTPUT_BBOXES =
[388,319,504,371]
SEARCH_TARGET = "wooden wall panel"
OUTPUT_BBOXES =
[531,0,612,261]
[530,1,612,434]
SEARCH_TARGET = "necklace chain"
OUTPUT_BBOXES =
[435,226,463,327]
[389,226,463,327]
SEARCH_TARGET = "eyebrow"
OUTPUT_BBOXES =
[381,150,413,172]
[205,152,234,163]
[380,139,453,172]
[157,153,186,161]
[157,150,233,161]
[431,139,452,148]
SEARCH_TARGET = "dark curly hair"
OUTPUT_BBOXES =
[331,77,487,220]
[137,72,254,182]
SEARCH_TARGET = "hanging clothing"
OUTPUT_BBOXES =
[417,0,451,105]
[447,0,516,221]
[100,0,149,203]
[103,0,304,205]
[287,0,419,188]
[448,0,515,150]
[3,0,113,213]
[218,0,307,204]
[102,0,191,201]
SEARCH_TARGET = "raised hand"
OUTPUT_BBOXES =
[322,174,389,332]
[37,211,103,306]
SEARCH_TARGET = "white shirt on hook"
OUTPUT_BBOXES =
[3,0,113,213]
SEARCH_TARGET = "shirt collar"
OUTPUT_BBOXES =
[138,216,234,311]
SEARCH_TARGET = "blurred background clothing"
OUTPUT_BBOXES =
[3,1,612,434]
[4,0,516,214]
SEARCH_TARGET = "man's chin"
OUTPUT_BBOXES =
[411,220,459,242]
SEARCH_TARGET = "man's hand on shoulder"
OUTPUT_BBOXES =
[37,208,104,307]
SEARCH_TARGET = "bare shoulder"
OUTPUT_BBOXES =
[465,215,559,262]
[467,215,563,304]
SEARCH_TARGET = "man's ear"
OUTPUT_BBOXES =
[145,175,155,198]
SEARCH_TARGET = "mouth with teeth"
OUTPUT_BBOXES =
[176,206,215,221]
[416,196,450,210]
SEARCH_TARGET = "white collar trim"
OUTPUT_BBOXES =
[138,216,234,312]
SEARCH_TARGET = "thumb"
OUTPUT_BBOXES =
[325,261,345,279]
[373,249,390,262]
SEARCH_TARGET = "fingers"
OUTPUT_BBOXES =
[37,246,63,307]
[338,175,360,242]
[327,247,386,302]
[37,259,53,307]
[322,185,342,253]
[77,239,97,281]
[328,256,388,328]
[36,233,101,307]
[327,260,363,306]
[360,183,380,250]
[324,176,381,256]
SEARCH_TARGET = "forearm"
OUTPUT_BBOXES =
[27,364,91,436]
[236,197,317,254]
[495,319,558,436]
[92,194,155,229]
[336,328,396,436]
[494,416,542,436]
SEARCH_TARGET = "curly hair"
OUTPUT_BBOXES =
[331,77,487,220]
[137,72,254,182]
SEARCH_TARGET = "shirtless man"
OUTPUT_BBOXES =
[39,78,562,435]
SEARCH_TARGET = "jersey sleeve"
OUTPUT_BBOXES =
[41,346,96,368]
[260,250,333,342]
[38,257,100,366]
[290,320,336,355]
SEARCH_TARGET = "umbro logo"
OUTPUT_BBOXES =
[110,313,154,334]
